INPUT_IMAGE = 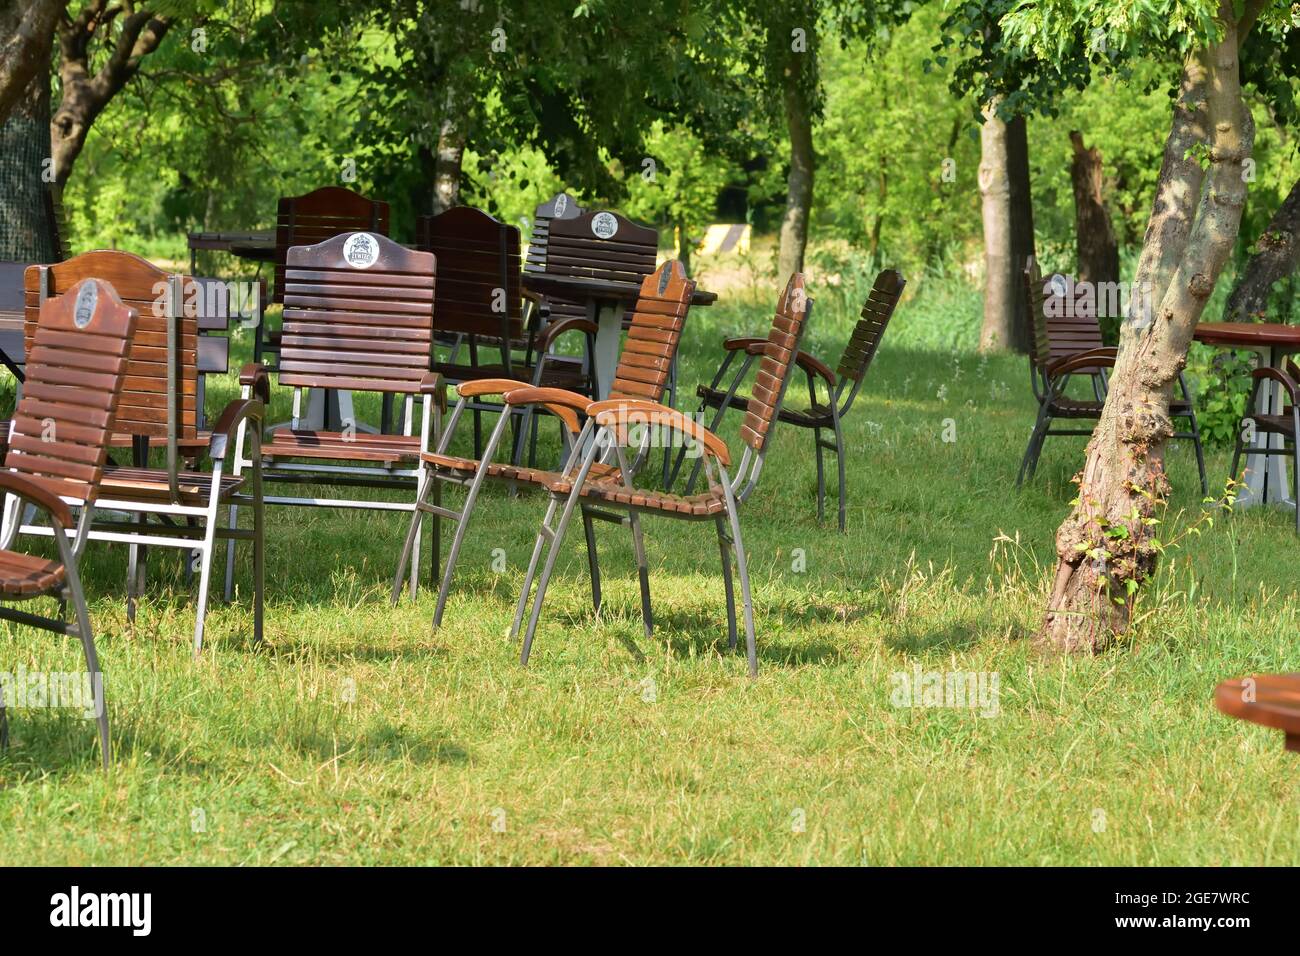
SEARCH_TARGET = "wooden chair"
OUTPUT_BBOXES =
[510,274,814,676]
[414,206,593,459]
[1229,365,1300,532]
[18,251,266,653]
[229,230,440,595]
[1215,674,1300,753]
[524,192,587,326]
[0,278,138,767]
[256,186,392,372]
[392,260,697,626]
[675,269,904,530]
[1017,257,1207,492]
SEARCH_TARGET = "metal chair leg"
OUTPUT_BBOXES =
[510,501,556,642]
[393,468,432,605]
[628,512,653,638]
[582,509,601,615]
[722,491,757,677]
[520,470,591,664]
[252,459,264,645]
[814,427,826,522]
[1017,406,1050,488]
[715,516,738,650]
[223,503,239,602]
[63,564,109,768]
[833,420,848,533]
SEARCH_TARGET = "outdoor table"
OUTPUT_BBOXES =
[1194,322,1300,510]
[186,229,275,273]
[1214,674,1300,753]
[522,272,716,399]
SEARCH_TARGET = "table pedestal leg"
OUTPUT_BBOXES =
[1238,345,1295,511]
[270,389,378,434]
[591,299,623,401]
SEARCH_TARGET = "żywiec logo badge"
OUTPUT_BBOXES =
[554,194,568,216]
[73,282,97,328]
[343,233,379,269]
[590,212,619,240]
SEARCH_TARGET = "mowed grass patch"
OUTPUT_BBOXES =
[0,274,1297,865]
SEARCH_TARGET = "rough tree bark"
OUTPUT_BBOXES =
[1070,130,1120,289]
[50,0,171,186]
[1222,175,1300,321]
[0,65,58,261]
[0,0,65,127]
[431,114,463,215]
[979,102,1035,352]
[777,58,814,277]
[1043,4,1256,653]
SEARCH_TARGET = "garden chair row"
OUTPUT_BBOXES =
[12,251,266,654]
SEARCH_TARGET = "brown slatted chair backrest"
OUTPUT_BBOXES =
[525,193,588,325]
[1023,258,1106,372]
[279,231,435,395]
[525,191,584,276]
[539,210,658,287]
[6,278,137,503]
[274,186,391,305]
[740,273,813,455]
[608,260,695,402]
[24,251,198,443]
[1022,257,1053,373]
[414,206,523,340]
[837,269,905,387]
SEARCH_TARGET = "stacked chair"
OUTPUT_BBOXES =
[16,251,265,653]
[0,278,136,766]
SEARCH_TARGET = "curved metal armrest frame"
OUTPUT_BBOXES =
[1250,365,1300,404]
[1046,348,1117,379]
[208,398,265,460]
[589,398,731,467]
[0,472,74,529]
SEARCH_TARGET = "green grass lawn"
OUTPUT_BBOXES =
[1,274,1298,865]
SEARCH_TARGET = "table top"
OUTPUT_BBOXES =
[1194,322,1300,349]
[523,271,717,306]
[1215,674,1300,751]
[188,229,274,249]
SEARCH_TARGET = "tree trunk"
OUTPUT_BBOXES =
[431,115,464,216]
[1222,175,1300,322]
[980,106,1036,352]
[778,65,814,278]
[1042,5,1254,653]
[1070,131,1120,290]
[0,64,58,261]
[50,4,171,186]
[0,0,63,128]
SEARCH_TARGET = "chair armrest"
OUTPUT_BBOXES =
[208,399,265,459]
[1047,348,1117,378]
[239,362,270,404]
[722,336,766,353]
[535,317,598,352]
[1251,365,1300,402]
[0,472,72,528]
[455,377,528,400]
[420,372,447,412]
[501,386,589,434]
[795,350,836,386]
[588,398,731,467]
